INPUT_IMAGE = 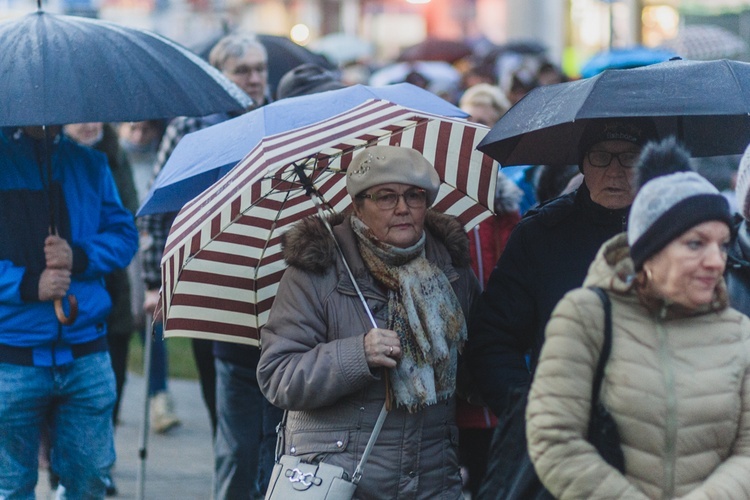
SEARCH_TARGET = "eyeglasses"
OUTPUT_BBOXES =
[225,64,268,76]
[356,188,428,210]
[587,150,640,168]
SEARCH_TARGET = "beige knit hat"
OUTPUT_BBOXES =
[346,145,441,205]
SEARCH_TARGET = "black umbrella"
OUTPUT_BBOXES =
[0,10,253,127]
[478,58,750,166]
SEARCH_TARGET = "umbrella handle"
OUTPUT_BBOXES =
[54,294,78,325]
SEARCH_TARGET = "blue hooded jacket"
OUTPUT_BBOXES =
[0,127,138,365]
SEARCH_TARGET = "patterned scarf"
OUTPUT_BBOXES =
[351,216,467,412]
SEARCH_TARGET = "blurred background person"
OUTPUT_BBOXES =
[458,82,521,497]
[116,119,181,435]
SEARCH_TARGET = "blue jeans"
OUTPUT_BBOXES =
[0,351,116,499]
[213,358,283,499]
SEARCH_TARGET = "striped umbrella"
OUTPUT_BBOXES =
[160,98,497,345]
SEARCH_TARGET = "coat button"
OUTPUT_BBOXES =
[290,446,296,454]
[336,440,343,448]
[408,471,416,478]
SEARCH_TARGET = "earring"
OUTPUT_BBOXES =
[644,267,653,282]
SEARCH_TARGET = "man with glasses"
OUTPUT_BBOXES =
[466,119,658,496]
[136,33,279,499]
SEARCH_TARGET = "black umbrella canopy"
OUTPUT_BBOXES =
[0,10,253,126]
[478,58,750,166]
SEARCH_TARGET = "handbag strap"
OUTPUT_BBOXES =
[273,401,389,485]
[351,402,388,484]
[589,286,612,406]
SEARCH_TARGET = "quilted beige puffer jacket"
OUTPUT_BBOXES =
[527,233,750,500]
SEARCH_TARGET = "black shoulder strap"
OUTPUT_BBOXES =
[589,286,612,405]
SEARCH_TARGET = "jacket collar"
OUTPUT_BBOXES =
[576,182,631,230]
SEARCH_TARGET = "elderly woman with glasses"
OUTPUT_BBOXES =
[257,145,480,498]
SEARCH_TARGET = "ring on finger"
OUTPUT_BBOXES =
[389,346,394,356]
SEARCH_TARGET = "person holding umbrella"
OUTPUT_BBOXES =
[527,137,750,498]
[257,145,481,498]
[0,125,138,497]
[467,118,657,497]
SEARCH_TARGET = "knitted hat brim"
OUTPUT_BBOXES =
[630,194,732,270]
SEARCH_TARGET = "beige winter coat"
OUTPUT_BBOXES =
[527,233,750,499]
[257,211,480,500]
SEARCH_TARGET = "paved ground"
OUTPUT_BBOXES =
[36,373,214,499]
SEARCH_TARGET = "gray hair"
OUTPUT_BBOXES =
[208,33,267,71]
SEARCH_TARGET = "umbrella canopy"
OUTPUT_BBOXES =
[137,83,467,216]
[398,38,473,63]
[660,24,749,61]
[478,58,750,166]
[0,10,252,126]
[580,46,678,78]
[159,99,497,345]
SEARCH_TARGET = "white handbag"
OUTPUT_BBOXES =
[264,402,388,500]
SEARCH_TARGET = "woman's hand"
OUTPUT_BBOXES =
[364,328,401,368]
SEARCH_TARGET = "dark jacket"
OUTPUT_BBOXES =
[726,216,750,317]
[95,124,139,337]
[467,183,629,416]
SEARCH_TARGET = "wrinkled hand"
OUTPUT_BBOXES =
[144,289,162,320]
[44,235,73,271]
[38,268,71,301]
[364,328,401,369]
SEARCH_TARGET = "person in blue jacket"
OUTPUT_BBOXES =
[0,125,138,497]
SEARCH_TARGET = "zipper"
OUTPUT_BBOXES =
[656,306,677,499]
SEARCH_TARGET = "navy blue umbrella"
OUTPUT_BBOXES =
[478,58,750,166]
[0,10,253,127]
[137,83,468,216]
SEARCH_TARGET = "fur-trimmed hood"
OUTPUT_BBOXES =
[282,210,471,274]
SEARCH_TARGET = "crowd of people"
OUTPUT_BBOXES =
[3,28,750,500]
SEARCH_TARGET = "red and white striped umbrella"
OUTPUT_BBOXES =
[160,98,497,345]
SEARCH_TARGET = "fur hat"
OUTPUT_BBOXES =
[735,142,750,221]
[346,146,441,205]
[627,137,731,270]
[276,63,345,100]
[578,118,659,170]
